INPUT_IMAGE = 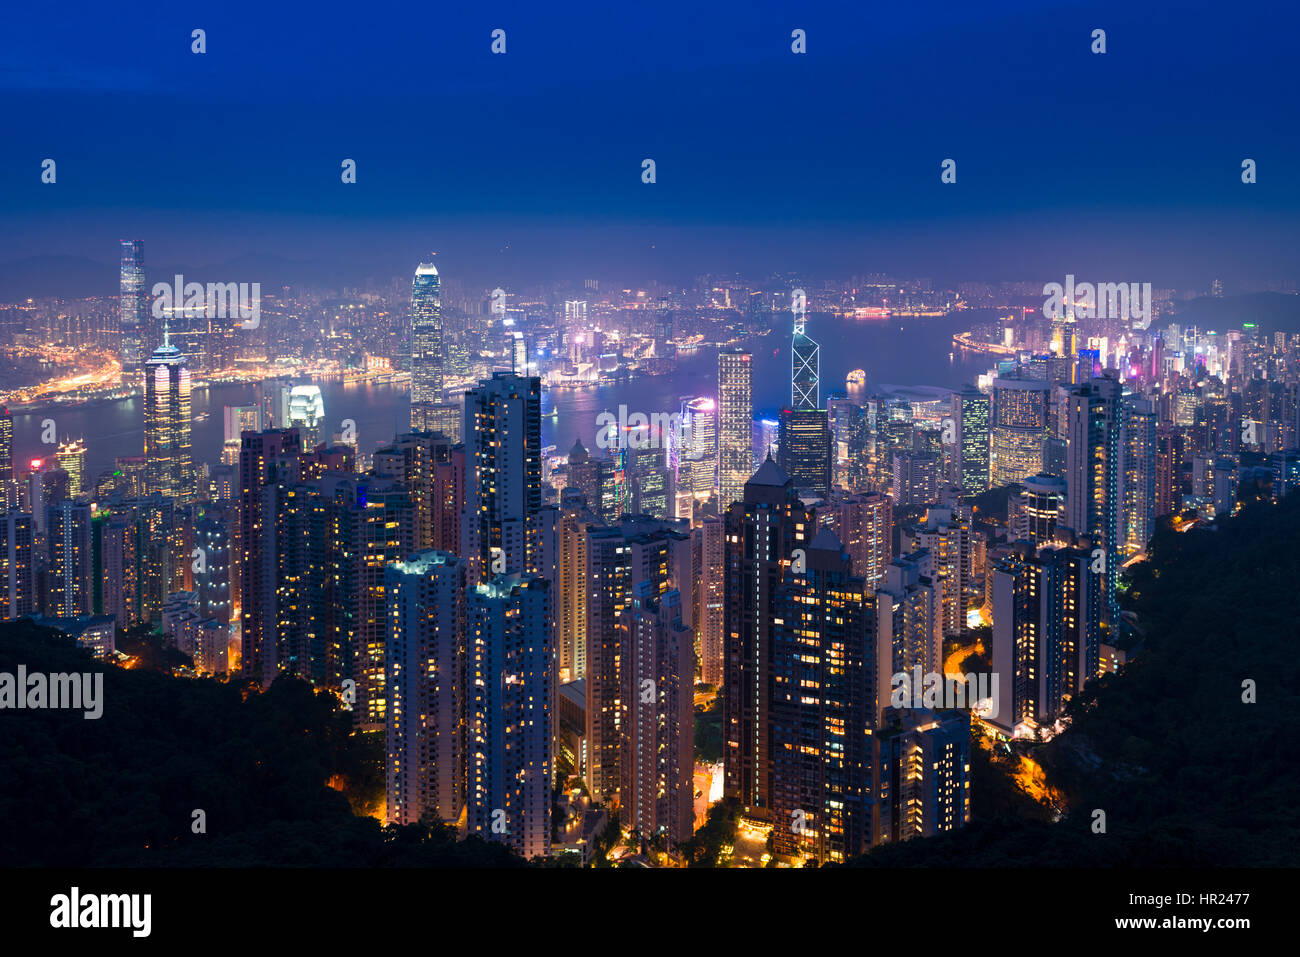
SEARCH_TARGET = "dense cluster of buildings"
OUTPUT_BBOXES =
[3,249,1297,865]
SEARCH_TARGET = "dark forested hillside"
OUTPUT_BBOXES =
[0,621,522,867]
[844,494,1300,867]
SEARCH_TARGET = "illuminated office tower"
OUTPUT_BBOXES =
[1012,473,1066,545]
[286,385,325,450]
[385,550,466,827]
[143,338,194,500]
[584,516,693,803]
[827,398,864,489]
[1065,376,1121,632]
[193,502,232,628]
[119,240,146,373]
[903,507,978,636]
[1,512,35,619]
[952,386,990,495]
[409,263,444,429]
[989,544,1099,737]
[678,397,717,496]
[44,500,93,618]
[619,584,695,849]
[829,492,892,593]
[1119,394,1157,557]
[876,709,971,843]
[717,351,753,507]
[770,529,873,863]
[989,377,1050,487]
[873,552,942,724]
[791,322,820,411]
[778,407,832,496]
[54,438,87,498]
[466,573,553,861]
[692,515,725,686]
[628,442,673,518]
[723,455,815,819]
[462,373,542,585]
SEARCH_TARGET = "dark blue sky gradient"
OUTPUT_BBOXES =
[0,0,1296,287]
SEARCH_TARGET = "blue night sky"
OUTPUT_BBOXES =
[0,0,1296,287]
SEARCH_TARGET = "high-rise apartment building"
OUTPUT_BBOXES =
[466,573,553,860]
[828,492,893,593]
[1065,376,1121,632]
[584,515,693,803]
[386,550,466,827]
[1,512,35,619]
[723,455,815,818]
[619,584,695,849]
[462,373,542,585]
[770,528,873,863]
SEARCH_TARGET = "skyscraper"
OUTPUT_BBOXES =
[770,528,873,863]
[466,573,553,860]
[1065,376,1121,632]
[678,397,717,498]
[1120,393,1157,557]
[619,583,695,849]
[692,515,725,686]
[989,543,1099,736]
[409,263,444,430]
[584,515,693,803]
[1,511,35,620]
[55,439,87,498]
[829,492,893,593]
[143,340,194,500]
[717,351,753,507]
[724,454,815,818]
[952,386,990,496]
[876,709,971,843]
[778,406,832,496]
[874,552,943,724]
[44,500,93,618]
[0,407,12,487]
[990,377,1050,487]
[462,372,542,585]
[386,550,466,827]
[791,325,820,410]
[119,240,145,374]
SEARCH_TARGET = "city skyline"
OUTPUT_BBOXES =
[0,5,1294,930]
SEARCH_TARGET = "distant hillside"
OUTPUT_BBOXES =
[1171,292,1300,335]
